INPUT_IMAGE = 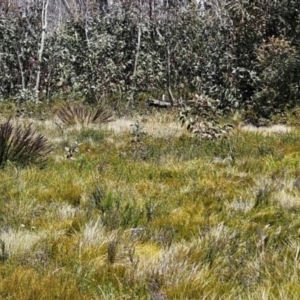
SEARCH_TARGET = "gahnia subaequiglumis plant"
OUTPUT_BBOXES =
[56,104,112,127]
[0,118,52,167]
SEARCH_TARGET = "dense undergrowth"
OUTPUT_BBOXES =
[1,0,300,123]
[0,104,300,299]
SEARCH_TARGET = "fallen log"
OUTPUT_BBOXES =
[147,98,181,108]
[147,99,172,108]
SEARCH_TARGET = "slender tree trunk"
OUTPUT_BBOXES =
[127,0,143,109]
[61,0,73,16]
[166,44,175,106]
[15,48,25,91]
[133,24,142,77]
[35,0,49,103]
[85,0,90,49]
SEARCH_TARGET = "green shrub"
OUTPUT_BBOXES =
[179,94,234,139]
[250,36,300,120]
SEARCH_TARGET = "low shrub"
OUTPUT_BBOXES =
[179,94,234,139]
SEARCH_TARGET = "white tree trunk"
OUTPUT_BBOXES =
[35,0,49,103]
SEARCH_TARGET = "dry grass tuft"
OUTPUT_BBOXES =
[0,228,47,257]
[240,124,292,134]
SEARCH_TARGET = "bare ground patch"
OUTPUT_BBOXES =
[106,114,185,138]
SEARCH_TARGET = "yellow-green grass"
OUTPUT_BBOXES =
[0,109,300,299]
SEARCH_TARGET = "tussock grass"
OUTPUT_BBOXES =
[0,118,52,168]
[0,110,300,298]
[56,104,112,127]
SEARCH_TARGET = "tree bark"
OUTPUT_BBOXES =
[133,25,142,77]
[166,44,175,106]
[35,0,49,103]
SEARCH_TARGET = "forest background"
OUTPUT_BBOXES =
[1,0,300,122]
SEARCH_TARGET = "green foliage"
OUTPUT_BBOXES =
[1,0,300,121]
[77,129,105,143]
[250,36,300,120]
[179,0,300,126]
[0,3,43,101]
[179,94,234,139]
[91,186,145,230]
[0,118,52,167]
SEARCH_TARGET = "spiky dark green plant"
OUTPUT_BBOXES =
[56,104,112,127]
[0,118,52,167]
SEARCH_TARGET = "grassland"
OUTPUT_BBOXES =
[0,105,300,299]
